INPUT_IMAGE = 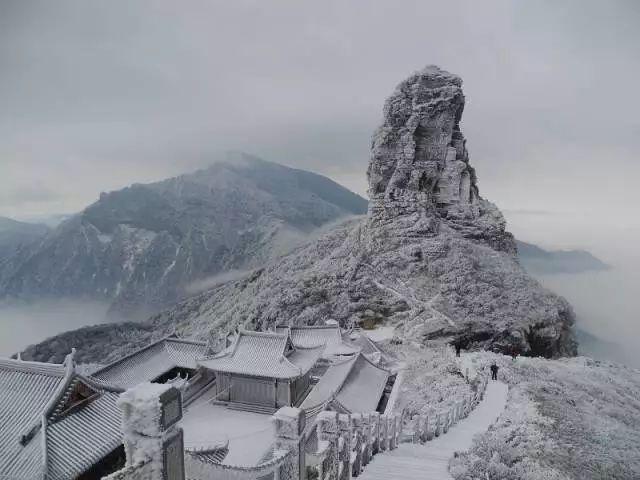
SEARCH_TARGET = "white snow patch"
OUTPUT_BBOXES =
[363,326,396,342]
[180,387,275,466]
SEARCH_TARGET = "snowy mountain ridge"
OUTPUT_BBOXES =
[0,154,367,317]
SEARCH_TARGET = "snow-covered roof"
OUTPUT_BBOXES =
[300,353,389,414]
[93,336,209,388]
[347,330,383,356]
[0,354,123,479]
[199,330,324,379]
[334,354,389,413]
[276,325,360,357]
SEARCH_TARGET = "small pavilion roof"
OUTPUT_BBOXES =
[300,353,389,414]
[199,330,324,379]
[0,354,123,479]
[275,325,360,357]
[92,335,209,388]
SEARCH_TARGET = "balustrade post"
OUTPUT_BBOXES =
[338,414,352,480]
[378,416,387,452]
[361,414,372,464]
[424,415,431,441]
[388,416,396,450]
[370,412,380,455]
[115,383,185,480]
[350,414,363,476]
[442,410,450,434]
[273,407,306,480]
[317,411,340,480]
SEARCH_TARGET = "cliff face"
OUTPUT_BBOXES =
[367,66,515,253]
[22,66,577,363]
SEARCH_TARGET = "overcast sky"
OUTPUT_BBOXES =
[1,0,639,255]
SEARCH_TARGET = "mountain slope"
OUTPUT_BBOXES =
[451,353,640,479]
[138,66,574,357]
[516,240,610,274]
[0,217,49,261]
[22,66,577,363]
[0,154,367,316]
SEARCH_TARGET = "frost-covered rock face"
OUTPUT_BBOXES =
[367,66,515,253]
[22,66,577,363]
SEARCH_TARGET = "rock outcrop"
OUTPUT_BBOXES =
[22,66,577,363]
[367,66,515,253]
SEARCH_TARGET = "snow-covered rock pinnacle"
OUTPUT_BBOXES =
[367,66,515,253]
[369,67,470,216]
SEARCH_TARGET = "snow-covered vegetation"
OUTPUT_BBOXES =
[449,353,640,479]
[383,342,473,419]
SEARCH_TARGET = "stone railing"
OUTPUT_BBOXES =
[184,406,305,480]
[103,460,155,480]
[400,375,488,444]
[105,376,488,480]
[304,410,402,480]
[184,449,292,480]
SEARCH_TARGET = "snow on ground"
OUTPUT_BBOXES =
[450,352,640,480]
[179,387,274,466]
[383,343,474,420]
[362,325,396,342]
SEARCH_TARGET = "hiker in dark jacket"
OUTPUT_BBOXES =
[455,343,462,357]
[490,363,499,381]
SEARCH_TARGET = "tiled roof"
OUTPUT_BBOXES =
[345,331,382,356]
[47,392,122,479]
[0,358,66,478]
[334,354,389,413]
[300,355,357,410]
[0,355,124,480]
[276,325,360,357]
[93,336,208,388]
[186,444,229,464]
[199,331,324,379]
[300,353,389,414]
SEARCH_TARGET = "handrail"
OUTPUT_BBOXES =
[185,448,292,480]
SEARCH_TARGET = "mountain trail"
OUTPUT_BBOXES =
[360,380,508,480]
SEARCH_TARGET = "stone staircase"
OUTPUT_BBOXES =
[359,380,509,480]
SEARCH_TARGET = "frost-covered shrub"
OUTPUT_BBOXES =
[451,353,640,480]
[383,343,472,421]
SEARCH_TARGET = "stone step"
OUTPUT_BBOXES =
[226,402,276,415]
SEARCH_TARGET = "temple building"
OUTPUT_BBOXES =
[198,330,324,411]
[276,324,360,358]
[0,324,397,477]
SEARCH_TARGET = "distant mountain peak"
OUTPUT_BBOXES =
[0,157,367,316]
[516,240,610,274]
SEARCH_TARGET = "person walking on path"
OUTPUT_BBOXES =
[455,343,462,357]
[490,362,499,381]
